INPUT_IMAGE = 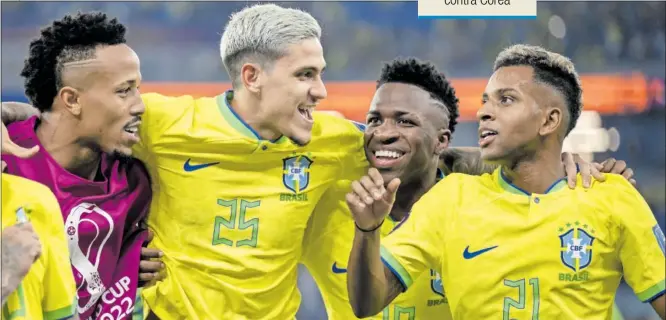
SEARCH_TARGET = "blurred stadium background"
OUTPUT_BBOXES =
[1,2,664,319]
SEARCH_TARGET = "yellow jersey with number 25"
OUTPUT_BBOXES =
[381,169,665,320]
[135,91,368,320]
[1,174,77,320]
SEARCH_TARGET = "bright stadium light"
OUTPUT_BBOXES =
[562,111,621,162]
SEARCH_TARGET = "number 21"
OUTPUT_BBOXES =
[503,278,540,320]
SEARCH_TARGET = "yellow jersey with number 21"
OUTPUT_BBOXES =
[1,174,77,320]
[135,91,368,320]
[381,169,665,320]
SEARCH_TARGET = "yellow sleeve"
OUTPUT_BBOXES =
[339,120,369,181]
[301,180,351,264]
[132,92,187,163]
[303,117,366,263]
[612,176,666,302]
[380,175,457,290]
[39,190,77,320]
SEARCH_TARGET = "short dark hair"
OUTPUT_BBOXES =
[20,12,127,112]
[376,57,460,134]
[493,44,582,135]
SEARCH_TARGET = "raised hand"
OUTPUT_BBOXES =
[1,122,39,159]
[345,168,401,231]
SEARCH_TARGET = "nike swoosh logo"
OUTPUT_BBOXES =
[183,158,220,172]
[331,262,347,274]
[463,245,498,259]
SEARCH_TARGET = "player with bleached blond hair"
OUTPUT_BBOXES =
[136,8,608,319]
[0,7,626,319]
[345,44,666,320]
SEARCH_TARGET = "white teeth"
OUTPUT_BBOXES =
[374,150,403,159]
[480,130,497,138]
[125,127,138,134]
[298,107,313,120]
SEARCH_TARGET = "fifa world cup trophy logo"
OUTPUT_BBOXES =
[65,203,115,315]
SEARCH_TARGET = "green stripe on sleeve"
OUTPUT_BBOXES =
[636,279,665,302]
[380,245,414,290]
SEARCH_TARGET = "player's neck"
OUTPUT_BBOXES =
[502,148,564,195]
[230,90,281,141]
[389,167,439,221]
[36,112,102,181]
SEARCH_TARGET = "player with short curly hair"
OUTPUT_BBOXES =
[346,45,665,320]
[376,57,460,134]
[2,7,633,319]
[21,13,126,113]
[302,57,458,320]
[2,12,153,320]
[301,55,636,320]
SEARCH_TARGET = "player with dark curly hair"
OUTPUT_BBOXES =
[301,56,638,320]
[20,11,138,156]
[346,46,664,320]
[301,57,459,320]
[1,12,154,320]
[1,7,634,319]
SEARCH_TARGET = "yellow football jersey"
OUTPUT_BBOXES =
[302,173,452,320]
[134,91,368,320]
[1,174,77,320]
[381,168,665,320]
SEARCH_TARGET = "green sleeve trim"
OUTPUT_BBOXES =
[380,245,414,291]
[636,279,665,302]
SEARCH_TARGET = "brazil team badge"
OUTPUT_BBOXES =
[430,269,445,297]
[559,222,595,272]
[282,155,313,194]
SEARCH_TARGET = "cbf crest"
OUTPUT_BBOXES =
[430,270,445,298]
[559,222,596,272]
[282,155,313,193]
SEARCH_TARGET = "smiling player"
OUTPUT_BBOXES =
[1,13,152,320]
[302,57,638,320]
[302,58,459,320]
[345,45,665,320]
[0,6,631,319]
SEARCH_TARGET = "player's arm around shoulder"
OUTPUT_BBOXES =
[301,181,352,263]
[439,147,498,176]
[133,92,196,161]
[314,112,368,180]
[603,174,666,319]
[1,102,39,124]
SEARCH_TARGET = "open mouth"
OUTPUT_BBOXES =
[123,121,141,142]
[478,129,497,147]
[371,149,406,168]
[298,106,314,122]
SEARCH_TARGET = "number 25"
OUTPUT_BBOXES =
[503,278,540,320]
[213,199,260,247]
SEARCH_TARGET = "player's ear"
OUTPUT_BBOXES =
[59,86,82,116]
[240,63,262,94]
[434,128,451,156]
[539,106,562,137]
